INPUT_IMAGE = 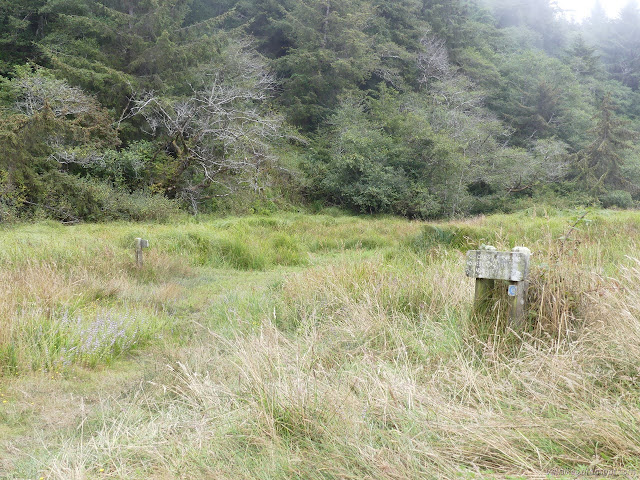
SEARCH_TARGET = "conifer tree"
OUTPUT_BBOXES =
[0,0,47,73]
[567,35,600,78]
[575,93,637,193]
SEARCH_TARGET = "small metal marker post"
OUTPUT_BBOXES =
[135,238,149,267]
[465,245,531,328]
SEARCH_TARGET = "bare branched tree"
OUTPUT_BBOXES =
[14,71,100,118]
[48,148,106,167]
[132,41,283,207]
[10,68,118,166]
[417,31,453,85]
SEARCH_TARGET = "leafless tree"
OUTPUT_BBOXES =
[11,69,118,166]
[48,148,106,167]
[532,138,571,181]
[14,71,100,118]
[417,31,453,85]
[132,41,283,207]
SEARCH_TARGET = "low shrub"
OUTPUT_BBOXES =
[408,224,495,252]
[25,171,183,223]
[599,189,634,209]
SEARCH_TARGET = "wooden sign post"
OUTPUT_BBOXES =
[135,238,149,267]
[465,245,531,328]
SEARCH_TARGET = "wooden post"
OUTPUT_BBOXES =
[474,278,495,318]
[135,238,149,267]
[472,245,497,317]
[508,247,530,328]
[465,245,531,328]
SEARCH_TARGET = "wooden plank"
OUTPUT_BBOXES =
[465,250,529,282]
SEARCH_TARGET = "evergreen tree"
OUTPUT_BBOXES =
[491,50,593,148]
[574,93,637,193]
[567,35,600,78]
[483,0,565,53]
[605,1,640,90]
[0,0,47,74]
[37,0,223,108]
[272,0,381,128]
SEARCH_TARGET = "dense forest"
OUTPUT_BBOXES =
[0,0,639,221]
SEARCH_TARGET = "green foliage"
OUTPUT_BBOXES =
[36,171,182,222]
[85,141,154,189]
[566,35,602,78]
[272,0,383,128]
[483,0,566,53]
[491,50,594,148]
[408,224,495,251]
[599,190,634,209]
[573,93,638,194]
[0,168,25,222]
[0,0,639,219]
[305,87,464,218]
[36,0,223,104]
[0,0,47,74]
[593,1,640,91]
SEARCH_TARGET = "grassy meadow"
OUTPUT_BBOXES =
[2,209,640,479]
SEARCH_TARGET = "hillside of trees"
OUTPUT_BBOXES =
[1,0,639,221]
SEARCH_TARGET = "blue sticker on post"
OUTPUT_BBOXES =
[508,285,517,297]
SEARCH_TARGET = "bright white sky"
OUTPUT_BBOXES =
[555,0,631,22]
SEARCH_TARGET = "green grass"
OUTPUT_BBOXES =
[2,209,640,479]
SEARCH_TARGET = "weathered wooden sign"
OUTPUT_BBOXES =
[465,245,531,327]
[135,237,149,267]
[465,249,529,282]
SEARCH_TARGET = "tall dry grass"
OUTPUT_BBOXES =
[43,237,640,478]
[0,214,419,374]
[0,226,189,373]
[8,211,640,479]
